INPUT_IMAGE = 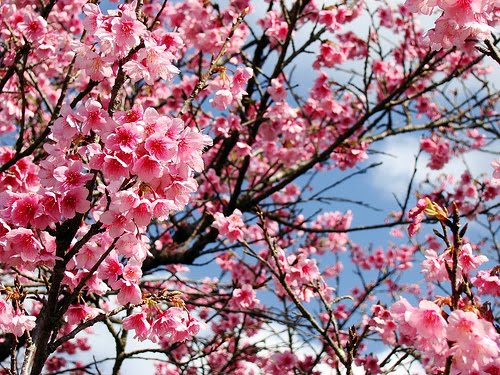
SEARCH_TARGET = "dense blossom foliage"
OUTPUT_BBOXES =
[0,0,498,374]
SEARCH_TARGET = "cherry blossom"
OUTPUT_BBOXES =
[0,0,497,373]
[212,209,245,243]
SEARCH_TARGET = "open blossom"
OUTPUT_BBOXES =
[267,78,287,102]
[10,193,41,227]
[210,89,233,110]
[17,10,47,45]
[458,243,488,275]
[259,11,289,43]
[110,7,146,50]
[122,263,142,283]
[150,308,205,343]
[230,67,253,100]
[123,38,180,85]
[420,135,451,170]
[98,251,123,286]
[106,123,142,153]
[116,279,142,305]
[406,0,496,50]
[231,284,259,309]
[288,254,320,285]
[176,127,212,172]
[65,304,97,326]
[144,134,177,162]
[100,209,136,237]
[404,300,447,347]
[389,297,417,341]
[75,99,113,135]
[9,313,37,337]
[313,42,347,69]
[471,269,500,296]
[123,311,151,341]
[425,15,495,51]
[446,310,499,372]
[53,161,92,191]
[212,209,245,243]
[0,299,35,337]
[370,305,397,345]
[82,3,103,34]
[5,228,43,263]
[421,249,448,282]
[60,187,90,219]
[75,47,113,82]
[265,351,298,374]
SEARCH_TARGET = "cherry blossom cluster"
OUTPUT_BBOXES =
[378,291,499,373]
[212,208,246,243]
[405,0,498,50]
[375,200,500,373]
[0,0,213,357]
[123,305,204,343]
[0,0,498,372]
[79,1,180,82]
[420,134,452,170]
[408,169,499,238]
[209,67,253,111]
[0,296,35,338]
[307,210,352,253]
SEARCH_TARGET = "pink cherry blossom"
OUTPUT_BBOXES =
[176,128,212,172]
[145,134,178,161]
[492,159,500,181]
[212,209,245,243]
[446,310,499,372]
[1,1,499,373]
[266,351,299,374]
[404,300,447,347]
[75,47,114,82]
[458,243,488,275]
[53,161,92,191]
[471,269,500,296]
[60,187,90,219]
[110,7,147,51]
[98,251,123,285]
[421,249,448,282]
[407,198,428,236]
[76,99,113,135]
[123,263,142,283]
[150,308,204,344]
[106,124,142,153]
[10,193,40,227]
[123,312,151,341]
[5,228,43,263]
[123,38,180,85]
[100,209,136,237]
[9,313,36,337]
[267,78,287,102]
[116,279,142,305]
[133,155,163,182]
[102,152,132,180]
[231,284,259,309]
[82,3,103,34]
[17,11,47,45]
[211,89,233,110]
